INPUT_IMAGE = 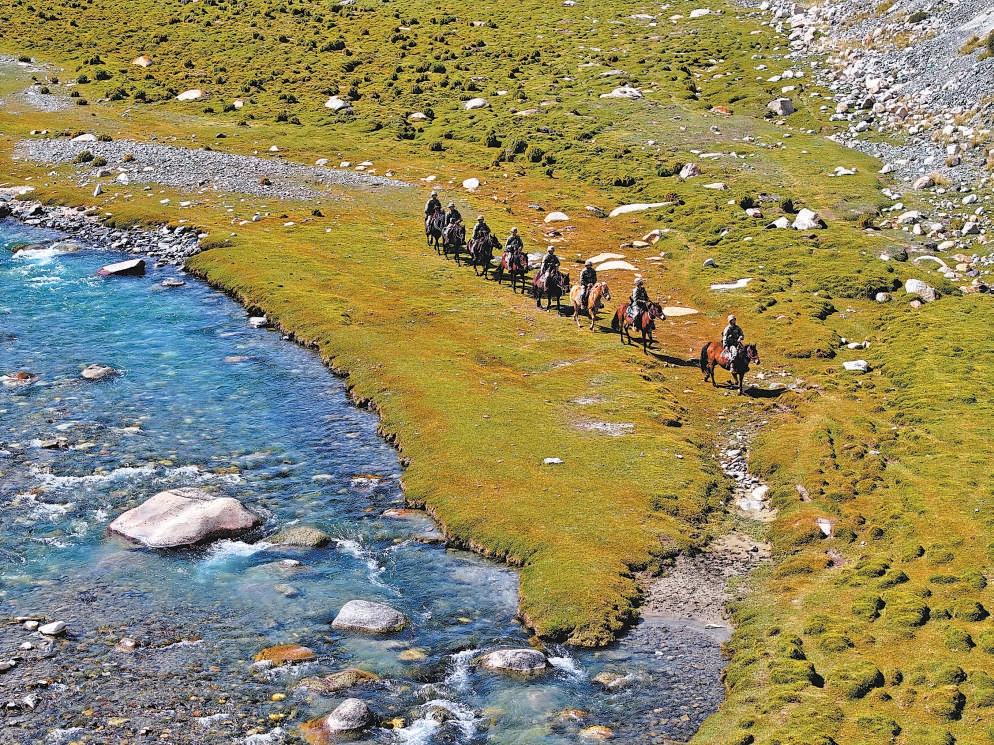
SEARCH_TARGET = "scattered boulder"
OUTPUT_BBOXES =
[544,211,569,223]
[93,184,103,197]
[325,699,376,734]
[161,278,186,288]
[875,292,890,302]
[324,96,351,112]
[295,669,379,694]
[176,89,204,101]
[464,98,489,110]
[479,648,549,673]
[71,133,98,142]
[767,98,795,116]
[269,525,331,548]
[896,210,923,224]
[462,177,481,190]
[905,278,938,302]
[679,163,701,179]
[595,260,638,272]
[248,316,268,328]
[702,258,717,268]
[97,258,146,277]
[842,360,869,373]
[608,202,671,218]
[255,645,315,663]
[689,8,711,17]
[80,364,117,380]
[745,207,763,218]
[1,372,39,387]
[600,86,643,100]
[408,112,428,121]
[792,208,824,230]
[703,182,728,190]
[912,175,934,190]
[585,205,606,217]
[332,600,408,633]
[108,487,262,548]
[131,56,152,68]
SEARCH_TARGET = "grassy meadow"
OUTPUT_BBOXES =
[3,0,994,743]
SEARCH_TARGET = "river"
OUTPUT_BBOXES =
[0,219,725,745]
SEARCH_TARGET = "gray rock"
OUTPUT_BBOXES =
[679,162,701,179]
[702,257,717,268]
[767,97,795,116]
[875,292,890,302]
[80,363,117,380]
[332,600,408,633]
[38,621,67,636]
[108,487,261,548]
[160,278,186,288]
[912,175,934,190]
[480,648,549,673]
[248,316,268,328]
[325,698,376,733]
[93,184,103,197]
[904,278,938,302]
[269,525,331,548]
[843,360,869,373]
[792,208,823,230]
[97,258,145,276]
[767,216,791,229]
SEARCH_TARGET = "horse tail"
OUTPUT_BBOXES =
[699,343,709,371]
[611,309,621,332]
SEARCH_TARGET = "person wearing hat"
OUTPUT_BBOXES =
[424,190,442,219]
[472,214,491,241]
[579,259,597,309]
[628,276,651,329]
[445,202,463,226]
[504,226,524,256]
[722,314,745,363]
[539,245,560,285]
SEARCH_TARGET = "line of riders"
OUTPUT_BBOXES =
[425,191,758,390]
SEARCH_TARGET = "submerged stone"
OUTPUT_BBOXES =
[80,363,117,380]
[331,600,407,633]
[269,526,332,548]
[255,644,315,663]
[296,669,380,694]
[480,648,549,673]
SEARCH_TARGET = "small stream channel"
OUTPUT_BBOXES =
[0,220,730,744]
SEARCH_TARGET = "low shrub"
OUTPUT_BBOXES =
[818,633,854,653]
[952,599,988,621]
[927,685,965,720]
[939,624,973,651]
[828,661,884,699]
[91,157,107,167]
[71,150,94,164]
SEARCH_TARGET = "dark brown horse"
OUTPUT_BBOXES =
[493,249,529,293]
[425,211,445,251]
[441,220,466,263]
[611,301,665,354]
[700,342,759,395]
[467,233,499,278]
[533,269,570,312]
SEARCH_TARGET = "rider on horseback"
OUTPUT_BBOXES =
[628,277,650,330]
[472,215,491,241]
[446,202,462,225]
[579,259,597,308]
[539,246,560,285]
[424,190,442,218]
[504,226,523,254]
[722,314,744,363]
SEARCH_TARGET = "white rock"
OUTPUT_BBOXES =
[642,229,663,243]
[912,175,934,190]
[608,202,671,218]
[843,360,869,373]
[464,98,489,110]
[703,182,728,190]
[767,98,794,116]
[409,112,428,120]
[904,278,937,302]
[332,600,408,632]
[462,177,481,190]
[689,8,711,17]
[176,89,204,101]
[315,158,329,166]
[679,163,701,179]
[896,211,923,224]
[97,258,145,276]
[543,457,564,464]
[233,99,244,109]
[0,660,17,672]
[39,621,67,636]
[767,216,791,229]
[249,316,269,328]
[875,292,890,302]
[792,208,822,230]
[480,648,549,673]
[595,260,638,272]
[71,133,98,142]
[702,258,717,268]
[93,184,103,197]
[544,211,569,223]
[324,96,351,112]
[600,86,643,100]
[131,55,152,68]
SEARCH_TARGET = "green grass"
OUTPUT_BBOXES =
[2,0,994,742]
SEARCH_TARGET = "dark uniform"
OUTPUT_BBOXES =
[539,250,560,283]
[629,282,650,328]
[424,195,442,218]
[504,233,524,254]
[446,206,462,225]
[580,264,597,306]
[473,220,492,241]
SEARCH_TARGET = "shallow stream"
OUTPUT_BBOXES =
[0,219,725,745]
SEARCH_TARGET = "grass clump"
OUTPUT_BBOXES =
[828,661,884,699]
[71,150,94,164]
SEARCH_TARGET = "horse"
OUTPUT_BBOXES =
[611,301,665,354]
[467,233,499,278]
[425,211,445,252]
[700,342,760,395]
[441,220,466,264]
[533,269,570,312]
[569,281,611,330]
[493,249,529,293]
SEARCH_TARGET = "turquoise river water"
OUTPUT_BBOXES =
[0,220,724,745]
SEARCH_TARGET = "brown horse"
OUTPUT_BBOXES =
[611,301,665,354]
[569,281,611,330]
[533,269,570,312]
[700,342,759,395]
[467,233,499,278]
[493,249,529,293]
[441,220,466,263]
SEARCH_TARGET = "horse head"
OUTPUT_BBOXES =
[648,302,665,320]
[745,343,759,363]
[597,282,611,301]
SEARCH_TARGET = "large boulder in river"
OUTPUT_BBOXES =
[269,525,331,548]
[108,487,261,548]
[332,600,407,633]
[480,648,549,674]
[80,363,117,380]
[325,698,376,733]
[97,258,145,277]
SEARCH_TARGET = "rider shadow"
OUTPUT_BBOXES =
[645,350,701,368]
[743,385,790,399]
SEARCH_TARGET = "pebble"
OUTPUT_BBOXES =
[38,621,67,636]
